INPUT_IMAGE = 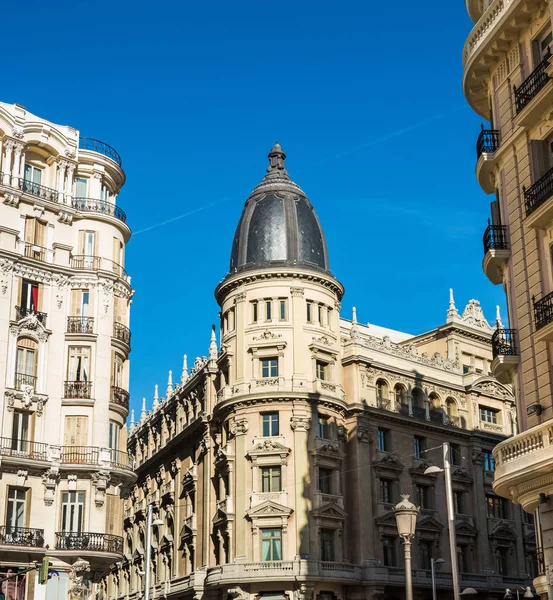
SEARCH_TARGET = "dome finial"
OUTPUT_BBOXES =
[265,142,290,180]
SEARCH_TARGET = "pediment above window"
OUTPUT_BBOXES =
[417,516,444,533]
[490,524,517,540]
[246,499,293,520]
[10,315,50,342]
[372,451,403,473]
[456,521,478,537]
[247,438,291,462]
[312,501,347,521]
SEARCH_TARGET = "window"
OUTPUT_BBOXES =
[11,411,30,452]
[415,485,431,510]
[316,360,328,380]
[15,337,38,389]
[23,163,42,187]
[318,468,332,494]
[23,217,47,256]
[496,547,508,575]
[265,300,272,321]
[382,536,396,566]
[61,491,85,533]
[261,528,281,561]
[20,279,39,312]
[454,491,465,514]
[112,352,124,387]
[414,436,424,459]
[6,488,26,531]
[449,444,460,466]
[320,529,335,561]
[486,495,508,519]
[261,467,282,492]
[483,451,495,472]
[279,299,287,321]
[317,414,330,439]
[68,346,90,382]
[318,304,324,326]
[262,413,279,437]
[377,428,388,452]
[480,407,499,424]
[306,301,313,323]
[101,183,109,201]
[109,421,119,451]
[395,384,407,406]
[458,545,471,573]
[534,28,553,64]
[376,380,388,406]
[379,479,392,503]
[420,540,432,570]
[75,177,88,199]
[462,365,470,374]
[261,358,278,378]
[251,301,258,323]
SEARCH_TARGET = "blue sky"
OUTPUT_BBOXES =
[3,0,500,416]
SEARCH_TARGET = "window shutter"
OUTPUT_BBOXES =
[64,416,89,446]
[78,230,85,255]
[35,221,46,247]
[24,218,34,244]
[105,494,122,536]
[71,289,81,316]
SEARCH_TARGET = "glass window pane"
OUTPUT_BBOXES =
[272,538,281,560]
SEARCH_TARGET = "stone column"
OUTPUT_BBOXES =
[470,447,492,571]
[231,417,248,560]
[291,406,311,557]
[408,388,414,417]
[57,160,67,203]
[234,293,246,385]
[66,164,76,203]
[11,143,22,187]
[2,140,13,185]
[91,171,102,199]
[291,287,307,391]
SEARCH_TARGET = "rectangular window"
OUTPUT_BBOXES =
[496,547,508,575]
[265,300,272,321]
[317,414,330,439]
[261,466,282,492]
[318,304,323,325]
[24,163,42,185]
[20,279,39,312]
[382,536,396,566]
[320,529,335,561]
[458,545,470,573]
[11,411,30,452]
[379,479,392,503]
[486,495,508,519]
[68,346,90,382]
[23,217,47,253]
[414,436,424,459]
[306,301,313,323]
[112,352,124,387]
[16,338,37,386]
[261,358,278,378]
[279,299,286,321]
[450,444,459,466]
[262,413,279,436]
[109,421,119,451]
[377,428,387,452]
[6,487,26,530]
[252,301,258,323]
[61,491,85,533]
[420,540,432,570]
[261,528,281,561]
[316,360,327,381]
[415,485,430,510]
[318,467,332,494]
[454,491,465,514]
[101,183,109,201]
[480,407,499,424]
[75,177,88,199]
[482,451,495,472]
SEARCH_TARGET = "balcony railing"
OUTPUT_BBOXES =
[55,531,123,553]
[15,305,47,326]
[483,222,508,253]
[79,137,122,167]
[534,292,553,330]
[0,526,44,547]
[67,316,94,334]
[111,386,130,410]
[14,372,37,391]
[492,328,518,359]
[73,197,127,224]
[113,322,131,346]
[63,380,92,399]
[0,437,48,460]
[61,446,99,464]
[515,49,552,113]
[109,449,132,469]
[476,127,500,158]
[70,255,128,279]
[23,242,48,262]
[524,166,553,216]
[18,177,60,203]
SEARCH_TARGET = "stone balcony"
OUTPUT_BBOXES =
[493,420,553,510]
[251,491,289,508]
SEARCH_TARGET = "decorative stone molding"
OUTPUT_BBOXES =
[230,418,248,436]
[228,586,249,600]
[290,416,311,432]
[234,292,246,303]
[17,469,28,485]
[42,467,60,506]
[68,474,78,490]
[91,471,111,507]
[357,428,371,443]
[290,287,304,298]
[69,559,91,599]
[3,192,20,207]
[296,583,314,600]
[57,210,74,224]
[5,388,47,415]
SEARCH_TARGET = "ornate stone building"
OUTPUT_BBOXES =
[0,102,135,598]
[463,0,553,598]
[109,145,532,600]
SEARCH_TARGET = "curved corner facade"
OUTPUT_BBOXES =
[463,2,553,598]
[0,102,135,595]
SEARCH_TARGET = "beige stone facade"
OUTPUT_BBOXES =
[0,102,135,597]
[109,146,533,600]
[463,0,553,598]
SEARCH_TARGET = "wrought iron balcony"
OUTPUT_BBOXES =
[515,49,552,113]
[14,372,37,391]
[113,322,131,346]
[524,166,553,216]
[492,328,518,359]
[476,126,500,158]
[23,242,48,262]
[72,197,127,224]
[483,222,508,253]
[60,445,100,465]
[0,437,48,460]
[70,255,128,279]
[67,316,94,334]
[55,531,123,553]
[109,449,132,469]
[534,292,553,331]
[0,526,44,547]
[79,137,122,167]
[63,380,92,399]
[18,177,60,203]
[15,305,47,326]
[111,386,130,410]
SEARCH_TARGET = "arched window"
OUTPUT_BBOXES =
[446,398,458,416]
[429,393,441,410]
[376,379,389,408]
[412,387,425,409]
[394,384,407,406]
[15,337,38,389]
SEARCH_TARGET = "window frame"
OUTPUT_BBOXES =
[316,360,328,381]
[260,466,282,493]
[6,487,27,530]
[317,414,330,439]
[260,528,282,561]
[261,357,278,378]
[262,412,279,437]
[318,467,333,494]
[377,428,388,452]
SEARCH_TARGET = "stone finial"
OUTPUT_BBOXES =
[130,409,135,432]
[265,142,290,180]
[350,306,360,340]
[166,370,173,396]
[447,288,459,321]
[140,398,147,423]
[496,305,504,329]
[209,325,218,360]
[153,385,159,411]
[181,354,189,384]
[352,306,357,324]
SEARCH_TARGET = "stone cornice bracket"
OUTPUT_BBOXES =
[296,583,314,600]
[228,586,249,600]
[234,292,246,304]
[290,286,305,297]
[3,191,21,208]
[91,471,111,507]
[290,416,311,432]
[42,467,60,506]
[230,418,248,437]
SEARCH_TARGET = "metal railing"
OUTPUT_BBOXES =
[0,526,44,547]
[63,380,92,399]
[524,166,553,216]
[73,197,127,224]
[491,328,518,359]
[109,449,132,469]
[537,549,546,576]
[111,386,130,410]
[515,49,552,113]
[55,531,123,553]
[15,305,47,326]
[476,126,500,158]
[18,177,60,203]
[14,372,37,390]
[534,291,553,330]
[113,322,131,346]
[23,242,48,262]
[79,137,122,167]
[0,437,48,460]
[60,446,100,464]
[483,221,508,253]
[70,255,128,279]
[67,316,94,334]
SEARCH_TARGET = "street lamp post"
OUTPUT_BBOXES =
[144,504,164,600]
[394,494,420,600]
[431,557,445,600]
[504,587,535,599]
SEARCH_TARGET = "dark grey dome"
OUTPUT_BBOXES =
[229,143,330,274]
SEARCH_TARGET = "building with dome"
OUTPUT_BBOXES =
[463,1,553,598]
[109,145,532,600]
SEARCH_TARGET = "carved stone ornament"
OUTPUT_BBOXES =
[253,329,282,341]
[234,292,246,303]
[290,287,304,298]
[17,469,28,486]
[69,559,91,599]
[57,210,73,225]
[290,416,311,432]
[296,583,314,600]
[42,467,60,506]
[230,418,248,436]
[357,427,371,443]
[228,586,249,600]
[91,471,111,507]
[3,192,20,208]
